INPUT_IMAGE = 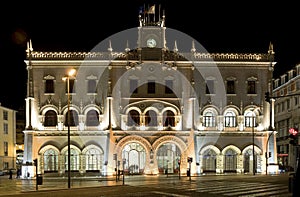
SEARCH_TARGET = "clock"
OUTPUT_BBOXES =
[147,38,157,48]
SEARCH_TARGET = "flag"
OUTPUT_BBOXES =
[147,5,155,14]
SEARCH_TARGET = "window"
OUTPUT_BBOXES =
[64,110,79,126]
[85,148,102,171]
[202,149,217,171]
[165,80,173,94]
[244,111,256,127]
[225,149,237,172]
[3,123,8,134]
[86,110,100,126]
[247,81,256,94]
[145,110,157,126]
[45,79,55,94]
[206,80,215,94]
[65,79,75,93]
[204,111,216,127]
[147,80,155,94]
[163,110,175,127]
[44,110,57,126]
[87,79,97,94]
[44,148,58,172]
[128,110,140,126]
[65,148,79,171]
[4,141,8,156]
[224,111,236,127]
[226,80,235,94]
[4,162,9,170]
[130,79,138,94]
[3,110,8,120]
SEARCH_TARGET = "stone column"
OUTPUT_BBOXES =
[216,154,224,174]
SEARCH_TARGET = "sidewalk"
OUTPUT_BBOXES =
[0,175,121,196]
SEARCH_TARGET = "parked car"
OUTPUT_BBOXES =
[0,169,17,176]
[0,170,6,176]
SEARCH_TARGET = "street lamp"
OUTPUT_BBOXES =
[62,68,76,189]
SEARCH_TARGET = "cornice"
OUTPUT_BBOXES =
[27,50,271,62]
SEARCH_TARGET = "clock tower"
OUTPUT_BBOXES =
[137,6,166,49]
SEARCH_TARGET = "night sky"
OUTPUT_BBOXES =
[1,1,299,110]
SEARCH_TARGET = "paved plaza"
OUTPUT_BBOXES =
[0,173,294,197]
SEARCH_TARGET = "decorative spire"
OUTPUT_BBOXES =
[26,39,33,56]
[268,41,275,71]
[191,40,196,53]
[108,40,113,52]
[160,14,165,27]
[173,40,178,53]
[268,42,275,55]
[125,40,130,52]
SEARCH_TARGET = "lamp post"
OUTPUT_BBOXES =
[62,69,76,189]
[252,114,255,175]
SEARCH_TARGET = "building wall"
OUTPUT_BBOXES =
[273,64,300,171]
[22,15,278,178]
[0,105,16,171]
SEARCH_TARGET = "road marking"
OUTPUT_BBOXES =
[223,185,288,196]
[152,191,190,197]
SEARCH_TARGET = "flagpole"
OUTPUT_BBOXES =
[153,4,155,23]
[147,4,149,25]
[143,4,145,24]
[159,4,161,21]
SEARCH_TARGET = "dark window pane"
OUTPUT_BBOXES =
[206,80,214,94]
[88,80,97,93]
[45,79,54,93]
[247,81,256,94]
[130,80,138,94]
[86,110,99,126]
[44,110,57,126]
[227,80,235,94]
[165,80,173,94]
[148,80,155,94]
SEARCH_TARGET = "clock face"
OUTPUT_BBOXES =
[147,38,157,48]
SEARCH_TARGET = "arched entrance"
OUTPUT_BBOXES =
[224,148,237,172]
[202,149,217,172]
[243,148,260,174]
[156,143,181,174]
[122,142,146,175]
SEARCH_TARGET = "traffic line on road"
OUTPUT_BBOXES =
[152,191,190,197]
[219,185,288,196]
[196,182,259,192]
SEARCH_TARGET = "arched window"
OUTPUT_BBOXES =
[224,111,236,127]
[43,148,58,172]
[86,110,99,126]
[224,149,237,172]
[163,110,175,127]
[202,149,217,172]
[145,110,157,126]
[203,111,216,127]
[64,110,79,126]
[128,110,140,126]
[65,148,80,171]
[244,111,256,127]
[44,110,57,126]
[85,148,103,171]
